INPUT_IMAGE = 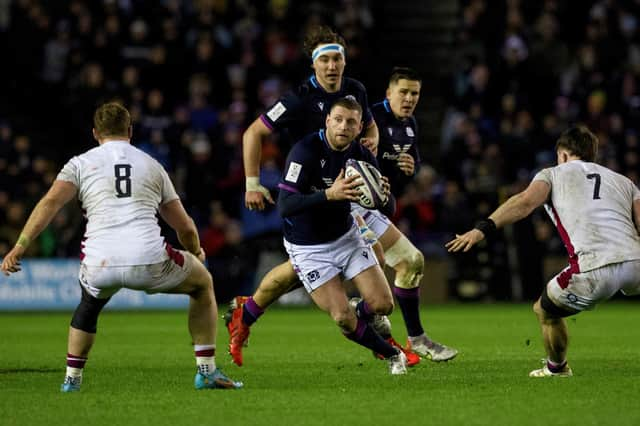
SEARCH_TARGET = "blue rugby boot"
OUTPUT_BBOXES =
[194,368,243,389]
[60,376,82,392]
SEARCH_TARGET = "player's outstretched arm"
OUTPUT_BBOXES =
[1,180,77,276]
[243,118,275,211]
[159,199,204,261]
[446,180,550,253]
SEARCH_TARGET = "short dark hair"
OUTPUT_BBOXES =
[389,67,422,85]
[555,125,598,162]
[303,25,346,58]
[330,97,362,117]
[94,102,131,138]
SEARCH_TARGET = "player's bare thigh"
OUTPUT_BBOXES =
[378,223,403,253]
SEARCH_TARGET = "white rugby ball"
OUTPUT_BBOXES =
[345,158,387,209]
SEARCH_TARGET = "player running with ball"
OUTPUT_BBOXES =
[277,97,407,374]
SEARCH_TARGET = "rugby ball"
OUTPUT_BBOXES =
[345,159,387,209]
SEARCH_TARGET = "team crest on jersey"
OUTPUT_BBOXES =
[387,127,393,136]
[306,270,320,283]
[405,127,415,137]
[318,101,324,111]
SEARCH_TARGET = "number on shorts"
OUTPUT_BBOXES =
[114,164,132,198]
[586,173,601,200]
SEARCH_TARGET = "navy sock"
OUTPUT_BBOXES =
[242,297,264,326]
[344,318,398,359]
[393,286,424,337]
[355,300,375,322]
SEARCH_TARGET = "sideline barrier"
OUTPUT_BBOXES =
[0,259,188,310]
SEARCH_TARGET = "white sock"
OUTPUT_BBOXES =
[66,366,83,378]
[194,344,216,375]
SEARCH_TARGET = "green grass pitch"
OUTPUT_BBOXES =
[2,302,640,426]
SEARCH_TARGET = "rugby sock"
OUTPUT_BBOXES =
[344,318,399,359]
[393,286,424,337]
[354,300,375,322]
[546,358,567,373]
[242,297,264,326]
[195,344,216,375]
[66,353,87,378]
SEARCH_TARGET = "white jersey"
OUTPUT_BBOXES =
[57,140,179,266]
[533,160,640,272]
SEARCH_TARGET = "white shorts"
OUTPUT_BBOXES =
[78,245,195,299]
[284,224,378,293]
[546,260,640,312]
[350,203,391,237]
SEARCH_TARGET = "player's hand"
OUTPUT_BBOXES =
[245,177,274,211]
[326,169,361,201]
[1,245,26,276]
[360,137,378,156]
[445,229,485,252]
[196,247,206,263]
[380,176,391,200]
[397,153,415,176]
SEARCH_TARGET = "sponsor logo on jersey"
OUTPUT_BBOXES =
[382,151,400,160]
[392,144,412,153]
[320,159,326,168]
[322,177,333,187]
[362,250,369,259]
[266,101,287,122]
[285,161,302,183]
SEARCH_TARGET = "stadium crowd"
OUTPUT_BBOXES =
[1,0,640,301]
[440,0,640,300]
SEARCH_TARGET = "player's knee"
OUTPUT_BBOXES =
[388,237,424,289]
[367,296,394,316]
[70,286,110,333]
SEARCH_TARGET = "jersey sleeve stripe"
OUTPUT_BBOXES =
[278,183,300,193]
[260,114,274,130]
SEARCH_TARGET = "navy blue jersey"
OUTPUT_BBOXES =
[277,130,381,245]
[261,76,374,146]
[372,99,420,196]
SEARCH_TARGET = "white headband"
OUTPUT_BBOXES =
[311,43,345,62]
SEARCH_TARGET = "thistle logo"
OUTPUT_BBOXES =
[306,270,320,283]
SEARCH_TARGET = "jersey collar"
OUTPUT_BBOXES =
[309,75,344,94]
